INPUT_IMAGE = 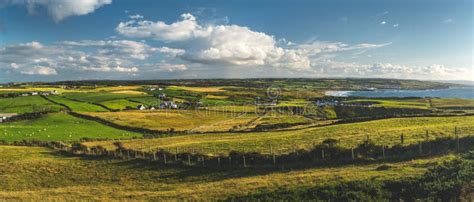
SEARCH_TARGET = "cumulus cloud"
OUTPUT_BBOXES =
[157,47,186,57]
[117,13,211,41]
[1,0,112,22]
[0,40,149,76]
[61,40,158,60]
[116,13,392,72]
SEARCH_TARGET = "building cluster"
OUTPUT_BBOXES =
[0,114,17,123]
[136,101,178,111]
[20,90,60,97]
[315,99,373,107]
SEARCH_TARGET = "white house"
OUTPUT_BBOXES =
[137,105,147,110]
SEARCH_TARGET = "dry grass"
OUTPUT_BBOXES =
[170,86,226,93]
[205,95,229,99]
[82,110,254,132]
[0,146,450,200]
[84,116,474,155]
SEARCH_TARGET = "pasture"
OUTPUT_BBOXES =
[84,116,474,155]
[0,145,450,200]
[46,96,109,112]
[0,96,64,114]
[0,113,141,142]
[81,110,258,132]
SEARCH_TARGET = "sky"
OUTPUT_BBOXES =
[0,0,472,82]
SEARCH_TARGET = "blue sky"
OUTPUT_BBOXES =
[0,0,472,82]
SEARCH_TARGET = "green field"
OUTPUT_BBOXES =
[344,99,430,109]
[0,113,141,142]
[0,96,64,114]
[84,116,474,154]
[100,99,141,111]
[0,145,453,200]
[62,92,148,103]
[46,96,109,112]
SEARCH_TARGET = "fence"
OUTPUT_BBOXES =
[43,127,473,169]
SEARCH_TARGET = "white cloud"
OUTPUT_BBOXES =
[380,21,386,25]
[117,13,212,41]
[61,40,157,60]
[393,24,399,27]
[0,40,147,75]
[129,14,143,20]
[10,63,19,69]
[157,63,188,72]
[116,13,391,72]
[21,66,57,75]
[157,47,186,57]
[442,19,453,24]
[2,0,112,22]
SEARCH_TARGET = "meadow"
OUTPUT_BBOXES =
[0,145,454,200]
[81,110,258,132]
[45,96,109,112]
[0,113,141,142]
[0,96,64,114]
[84,116,474,155]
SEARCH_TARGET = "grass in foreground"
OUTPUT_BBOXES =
[0,113,141,142]
[0,146,452,200]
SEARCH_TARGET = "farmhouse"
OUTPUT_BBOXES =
[137,105,147,110]
[156,93,166,99]
[159,101,178,109]
[0,113,17,123]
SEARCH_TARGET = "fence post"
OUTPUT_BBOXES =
[400,133,404,144]
[229,156,232,166]
[202,157,205,167]
[321,149,325,160]
[153,151,157,161]
[127,150,130,159]
[187,154,191,165]
[418,141,422,155]
[382,145,385,159]
[218,156,221,166]
[175,147,178,161]
[163,153,167,164]
[455,127,460,152]
[351,147,355,161]
[243,154,247,168]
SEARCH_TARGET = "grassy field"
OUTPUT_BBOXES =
[46,96,109,112]
[127,97,162,106]
[82,110,258,132]
[344,99,430,109]
[0,96,64,114]
[62,92,148,103]
[0,113,141,142]
[84,116,474,154]
[431,98,474,109]
[0,145,452,200]
[100,99,141,111]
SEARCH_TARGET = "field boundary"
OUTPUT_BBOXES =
[42,135,473,169]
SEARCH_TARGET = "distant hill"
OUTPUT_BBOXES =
[5,78,461,91]
[436,80,474,86]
